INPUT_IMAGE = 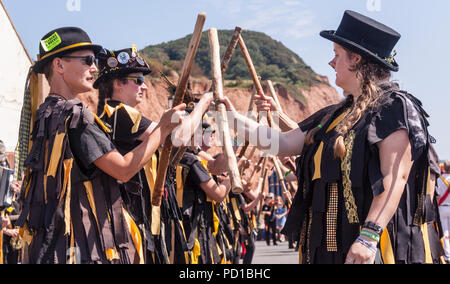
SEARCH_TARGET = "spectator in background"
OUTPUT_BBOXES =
[275,196,288,242]
[437,161,450,263]
[261,193,278,246]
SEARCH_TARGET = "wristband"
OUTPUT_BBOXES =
[356,236,377,254]
[360,229,380,243]
[283,170,292,178]
[362,221,383,236]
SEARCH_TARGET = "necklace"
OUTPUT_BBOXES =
[49,93,68,100]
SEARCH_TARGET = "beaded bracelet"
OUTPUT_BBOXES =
[360,229,380,243]
[356,236,377,254]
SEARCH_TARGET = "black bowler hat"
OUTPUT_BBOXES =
[320,10,401,72]
[93,46,152,89]
[33,27,102,74]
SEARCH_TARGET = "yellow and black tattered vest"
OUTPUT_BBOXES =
[283,89,444,264]
[17,96,142,264]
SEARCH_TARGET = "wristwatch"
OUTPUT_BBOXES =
[363,221,383,235]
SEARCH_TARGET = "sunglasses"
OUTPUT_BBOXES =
[61,55,96,66]
[124,76,145,86]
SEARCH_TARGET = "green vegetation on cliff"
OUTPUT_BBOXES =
[141,30,324,103]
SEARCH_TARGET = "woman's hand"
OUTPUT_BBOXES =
[255,93,280,113]
[217,96,236,113]
[345,238,377,264]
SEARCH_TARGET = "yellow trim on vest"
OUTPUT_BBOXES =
[39,42,94,61]
[123,105,142,134]
[47,131,66,178]
[93,113,111,133]
[143,154,161,235]
[421,222,433,264]
[380,230,395,264]
[122,207,145,264]
[103,103,141,134]
[312,142,324,181]
[312,110,350,181]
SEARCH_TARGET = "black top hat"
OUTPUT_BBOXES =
[33,27,102,74]
[93,47,152,89]
[320,10,401,72]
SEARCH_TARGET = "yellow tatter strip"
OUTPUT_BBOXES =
[144,155,161,235]
[93,113,111,133]
[83,181,100,232]
[212,203,220,236]
[312,142,324,181]
[47,132,65,178]
[122,207,145,264]
[123,105,143,134]
[421,222,433,264]
[380,230,395,264]
[63,159,73,236]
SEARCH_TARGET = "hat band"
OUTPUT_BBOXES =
[38,42,93,61]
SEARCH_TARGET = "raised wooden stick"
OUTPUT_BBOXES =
[152,13,206,206]
[267,80,299,131]
[209,28,243,194]
[221,27,242,75]
[272,156,292,207]
[256,157,269,221]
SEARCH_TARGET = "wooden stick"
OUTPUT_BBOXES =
[267,80,282,110]
[209,28,243,194]
[256,157,269,221]
[152,13,206,206]
[267,80,299,131]
[221,27,242,75]
[272,157,292,207]
[237,87,256,159]
[171,27,243,168]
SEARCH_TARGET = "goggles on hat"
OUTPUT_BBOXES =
[61,55,96,66]
[124,76,145,86]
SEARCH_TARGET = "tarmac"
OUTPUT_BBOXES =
[249,240,299,264]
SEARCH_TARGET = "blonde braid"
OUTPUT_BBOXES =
[334,50,391,158]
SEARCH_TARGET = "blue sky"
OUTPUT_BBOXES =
[3,0,450,160]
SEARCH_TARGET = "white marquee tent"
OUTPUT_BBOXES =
[0,0,32,152]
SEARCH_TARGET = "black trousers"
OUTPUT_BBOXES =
[265,222,277,245]
[243,233,256,264]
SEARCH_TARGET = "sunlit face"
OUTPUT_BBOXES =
[113,72,147,107]
[329,43,360,95]
[61,49,98,94]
